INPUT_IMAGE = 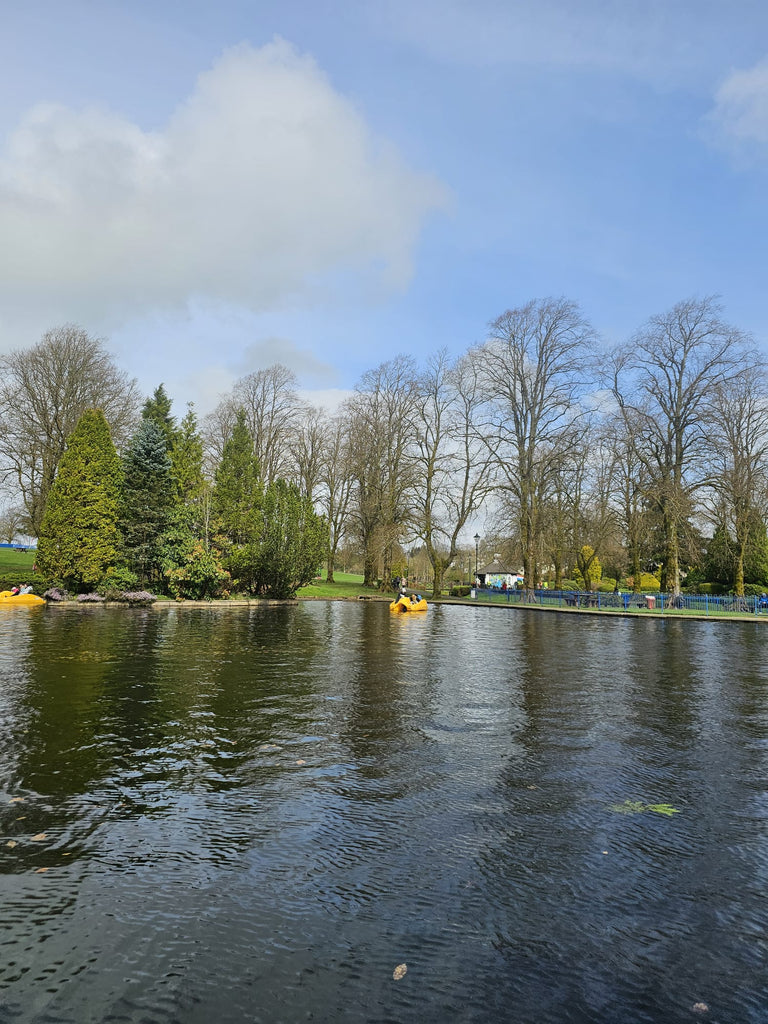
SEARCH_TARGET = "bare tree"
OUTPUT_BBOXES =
[203,364,303,485]
[411,349,497,597]
[346,356,419,587]
[317,413,355,582]
[292,405,329,502]
[611,297,747,595]
[474,298,596,597]
[704,359,768,596]
[0,503,26,543]
[0,325,139,535]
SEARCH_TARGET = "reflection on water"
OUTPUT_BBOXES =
[1,604,768,1022]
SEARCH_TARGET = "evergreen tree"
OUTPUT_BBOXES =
[142,384,177,452]
[37,409,122,592]
[120,418,174,586]
[211,408,263,592]
[212,408,262,545]
[170,403,205,503]
[255,479,328,599]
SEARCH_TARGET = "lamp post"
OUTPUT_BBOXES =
[474,533,480,581]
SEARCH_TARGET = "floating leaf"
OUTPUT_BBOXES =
[645,803,680,817]
[295,760,306,766]
[609,800,679,817]
[5,840,17,848]
[393,963,407,980]
[34,867,48,874]
[30,833,47,842]
[9,797,25,804]
[610,800,646,815]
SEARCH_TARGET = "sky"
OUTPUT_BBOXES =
[2,0,768,415]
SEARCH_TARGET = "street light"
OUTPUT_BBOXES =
[474,533,480,580]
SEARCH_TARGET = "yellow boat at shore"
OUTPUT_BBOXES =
[0,591,45,606]
[389,595,428,613]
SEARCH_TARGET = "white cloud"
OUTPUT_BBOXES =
[708,58,768,149]
[0,39,447,334]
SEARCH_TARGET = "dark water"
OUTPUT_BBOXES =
[1,603,767,1024]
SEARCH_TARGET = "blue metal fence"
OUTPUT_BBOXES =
[470,587,768,616]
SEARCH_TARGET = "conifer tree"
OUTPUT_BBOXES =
[255,479,328,599]
[120,418,174,585]
[37,409,122,591]
[170,403,205,503]
[141,383,177,452]
[212,408,262,545]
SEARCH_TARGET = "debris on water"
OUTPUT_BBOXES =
[295,759,306,765]
[34,867,49,873]
[6,840,17,848]
[609,800,680,817]
[393,963,407,980]
[30,833,47,842]
[9,797,25,804]
[692,1003,709,1014]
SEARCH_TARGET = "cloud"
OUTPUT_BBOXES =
[708,58,768,150]
[236,336,339,385]
[0,39,447,333]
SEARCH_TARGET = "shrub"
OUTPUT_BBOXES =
[697,582,727,596]
[43,587,68,602]
[98,566,139,597]
[741,584,765,597]
[77,592,105,603]
[164,542,229,600]
[450,585,472,597]
[119,591,157,606]
[558,580,580,592]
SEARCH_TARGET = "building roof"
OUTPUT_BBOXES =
[480,561,511,574]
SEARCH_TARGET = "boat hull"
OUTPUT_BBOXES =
[389,597,428,613]
[0,591,45,606]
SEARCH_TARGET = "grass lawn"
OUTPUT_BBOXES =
[0,545,38,574]
[297,572,391,600]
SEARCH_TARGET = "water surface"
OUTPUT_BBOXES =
[1,602,767,1023]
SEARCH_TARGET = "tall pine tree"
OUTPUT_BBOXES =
[37,409,122,592]
[141,383,177,452]
[170,402,205,504]
[120,418,174,586]
[212,409,263,592]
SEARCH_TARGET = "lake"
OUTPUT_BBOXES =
[1,602,767,1023]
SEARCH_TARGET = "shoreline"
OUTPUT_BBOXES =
[34,593,768,622]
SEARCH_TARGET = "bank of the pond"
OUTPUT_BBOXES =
[29,592,767,622]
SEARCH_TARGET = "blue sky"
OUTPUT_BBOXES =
[2,0,768,414]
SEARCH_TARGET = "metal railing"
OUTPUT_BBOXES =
[468,587,768,616]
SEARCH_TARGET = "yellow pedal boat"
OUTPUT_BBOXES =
[389,596,428,613]
[0,591,45,606]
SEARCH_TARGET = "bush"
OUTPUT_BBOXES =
[558,580,580,592]
[119,591,157,606]
[696,582,727,596]
[77,592,105,603]
[449,585,472,597]
[164,542,230,600]
[98,566,139,596]
[43,587,68,602]
[742,584,766,597]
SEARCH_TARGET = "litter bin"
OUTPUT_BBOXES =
[470,588,476,599]
[645,595,656,609]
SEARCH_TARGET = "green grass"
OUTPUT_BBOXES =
[0,545,37,573]
[297,572,391,600]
